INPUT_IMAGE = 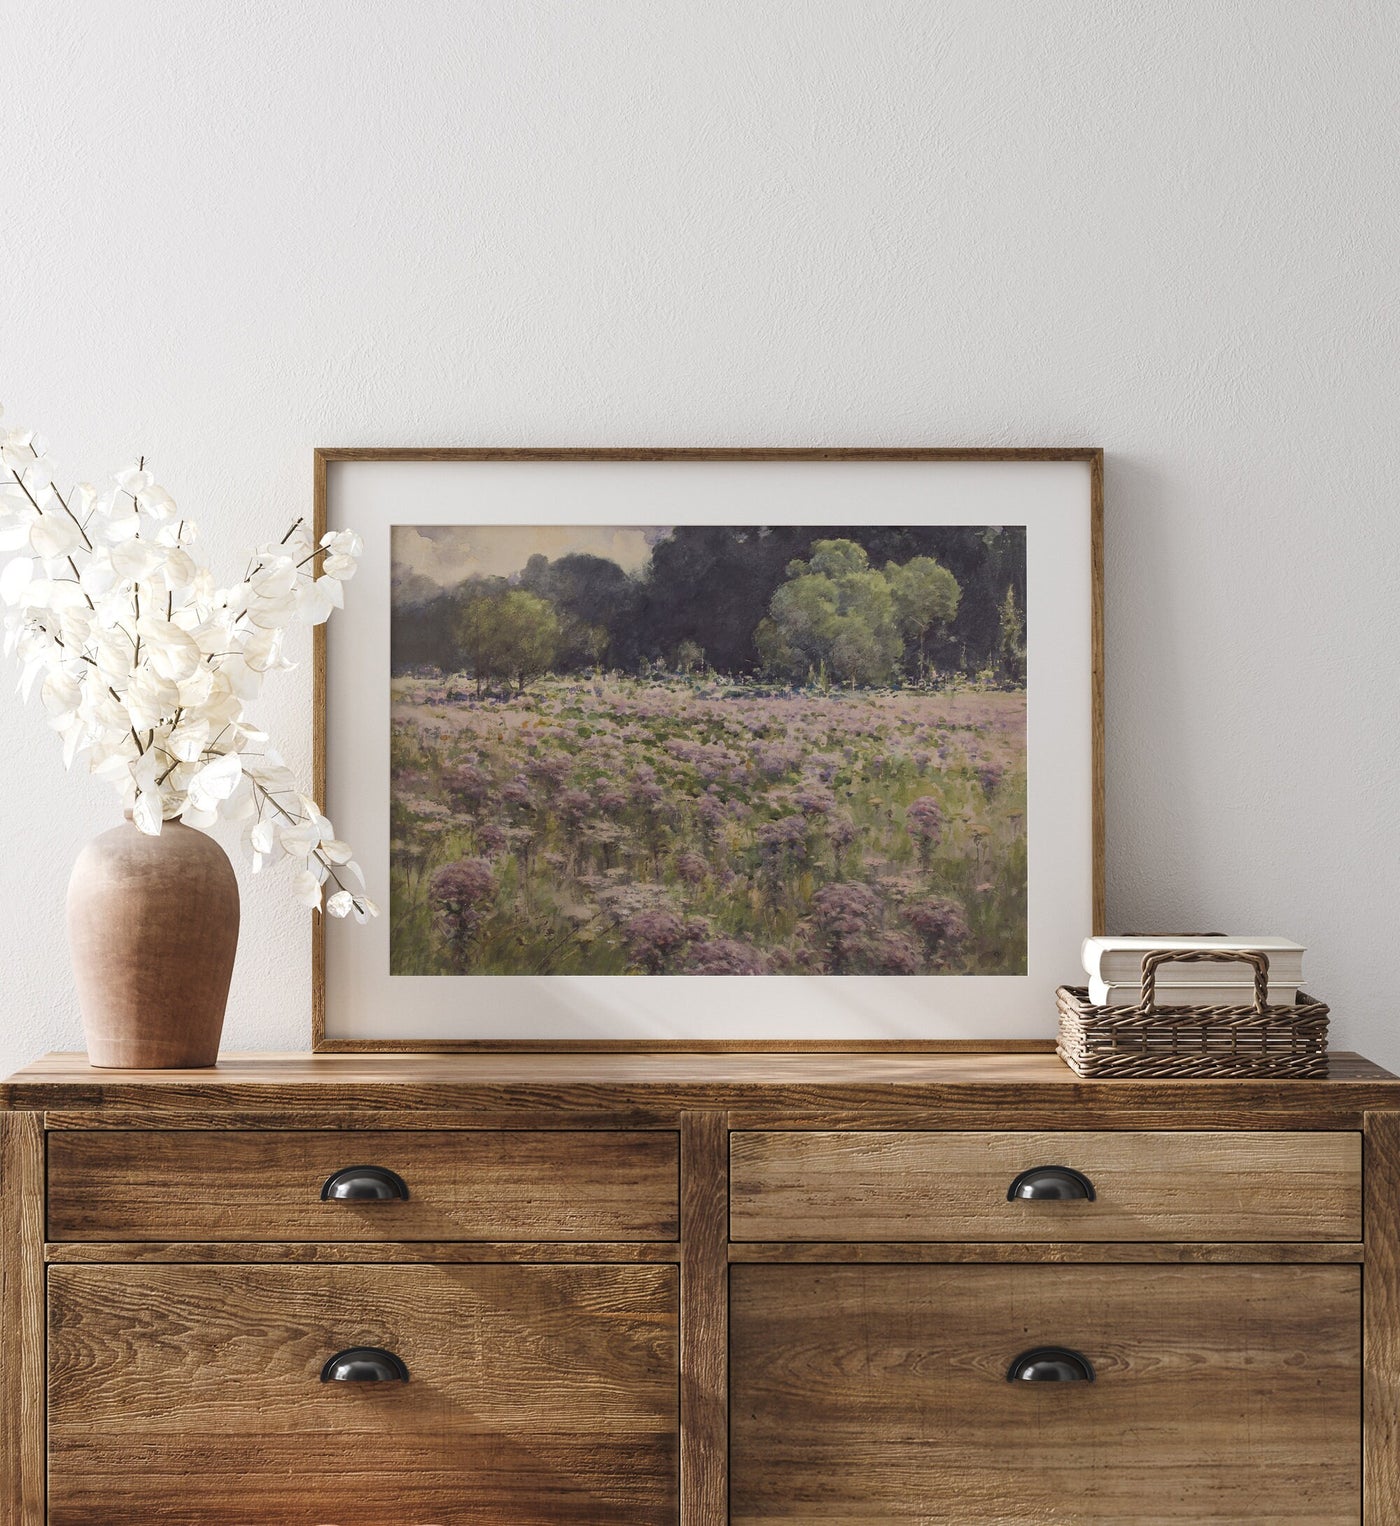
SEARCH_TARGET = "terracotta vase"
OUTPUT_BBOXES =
[67,817,240,1068]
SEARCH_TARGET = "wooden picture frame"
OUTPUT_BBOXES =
[312,447,1104,1052]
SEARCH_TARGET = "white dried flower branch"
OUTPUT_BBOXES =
[0,403,377,922]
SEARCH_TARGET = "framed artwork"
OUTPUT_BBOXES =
[314,449,1103,1050]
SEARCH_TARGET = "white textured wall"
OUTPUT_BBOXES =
[1,0,1396,1077]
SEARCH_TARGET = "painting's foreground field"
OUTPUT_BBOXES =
[391,675,1027,976]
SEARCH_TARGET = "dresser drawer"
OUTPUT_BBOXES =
[48,1129,679,1242]
[730,1130,1361,1241]
[48,1262,679,1525]
[731,1263,1360,1523]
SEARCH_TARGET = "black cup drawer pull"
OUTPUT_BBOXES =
[320,1166,410,1202]
[320,1347,410,1383]
[1006,1165,1096,1202]
[1006,1347,1095,1383]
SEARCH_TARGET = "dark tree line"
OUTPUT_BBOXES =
[391,525,1025,684]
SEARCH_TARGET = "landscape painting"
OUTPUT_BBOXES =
[389,523,1028,979]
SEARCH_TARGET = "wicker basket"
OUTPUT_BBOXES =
[1057,948,1329,1079]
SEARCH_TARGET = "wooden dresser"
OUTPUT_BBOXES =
[4,1046,1400,1524]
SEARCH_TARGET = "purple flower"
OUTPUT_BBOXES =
[665,738,744,782]
[444,762,490,807]
[806,881,883,974]
[828,811,857,851]
[978,760,1004,795]
[674,850,710,885]
[696,793,726,830]
[474,821,509,858]
[528,753,572,787]
[767,943,823,974]
[430,857,497,955]
[500,775,534,808]
[682,938,770,975]
[811,881,881,938]
[756,814,809,862]
[904,895,970,953]
[868,930,922,975]
[556,788,593,820]
[906,794,946,866]
[620,910,691,974]
[751,741,804,778]
[906,795,944,844]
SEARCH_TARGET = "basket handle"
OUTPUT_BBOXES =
[1139,949,1272,1014]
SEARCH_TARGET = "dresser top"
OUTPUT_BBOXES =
[3,1047,1397,1129]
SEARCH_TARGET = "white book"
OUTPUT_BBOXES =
[1088,976,1300,1008]
[1082,935,1305,986]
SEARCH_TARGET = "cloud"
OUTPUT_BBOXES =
[391,525,667,587]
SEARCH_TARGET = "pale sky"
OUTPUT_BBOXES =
[392,524,668,588]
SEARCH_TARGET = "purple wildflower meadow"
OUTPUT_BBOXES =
[391,674,1026,977]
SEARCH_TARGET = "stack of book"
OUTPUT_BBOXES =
[1080,935,1306,1008]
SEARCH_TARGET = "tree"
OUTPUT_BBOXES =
[997,584,1026,685]
[519,551,636,671]
[522,552,632,628]
[757,539,903,686]
[636,525,814,673]
[673,639,706,674]
[558,619,608,670]
[885,555,961,678]
[391,525,1023,681]
[455,589,559,694]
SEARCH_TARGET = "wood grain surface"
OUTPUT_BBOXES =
[7,1049,1399,1132]
[680,1110,728,1526]
[731,1263,1360,1523]
[0,1112,44,1525]
[8,1052,1398,1522]
[731,1129,1361,1243]
[48,1127,679,1242]
[728,1239,1365,1265]
[1366,1109,1400,1522]
[45,1238,682,1264]
[48,1262,679,1525]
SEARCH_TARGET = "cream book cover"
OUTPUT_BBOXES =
[1081,935,1305,985]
